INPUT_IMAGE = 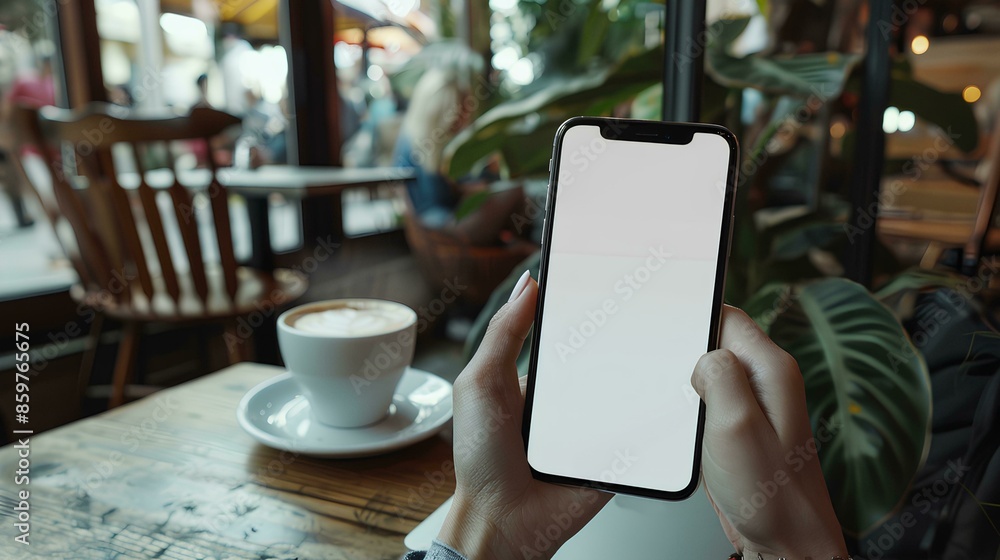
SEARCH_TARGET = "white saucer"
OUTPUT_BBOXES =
[237,368,453,458]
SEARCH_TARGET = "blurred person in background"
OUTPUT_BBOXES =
[343,78,401,168]
[393,64,525,246]
[193,73,212,109]
[219,26,251,116]
[235,89,287,167]
[109,84,134,108]
[0,53,56,229]
[4,54,55,109]
[188,73,215,167]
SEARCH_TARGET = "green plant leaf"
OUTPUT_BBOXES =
[705,17,862,97]
[464,252,541,374]
[767,278,931,536]
[888,76,979,153]
[577,0,612,66]
[497,115,566,177]
[874,267,971,321]
[630,83,662,121]
[842,59,980,153]
[454,190,492,221]
[743,282,794,332]
[768,220,845,261]
[755,0,768,18]
[444,46,663,178]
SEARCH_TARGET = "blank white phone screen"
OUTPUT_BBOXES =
[528,124,732,493]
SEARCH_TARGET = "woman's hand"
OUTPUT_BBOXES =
[438,271,612,560]
[693,306,848,559]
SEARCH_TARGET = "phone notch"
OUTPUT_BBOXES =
[599,121,694,145]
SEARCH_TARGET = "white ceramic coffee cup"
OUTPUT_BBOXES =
[277,299,418,428]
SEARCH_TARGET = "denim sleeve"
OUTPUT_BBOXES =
[401,539,469,560]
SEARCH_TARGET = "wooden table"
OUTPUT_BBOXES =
[0,363,454,559]
[219,166,415,270]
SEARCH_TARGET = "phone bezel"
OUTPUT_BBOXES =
[522,116,740,501]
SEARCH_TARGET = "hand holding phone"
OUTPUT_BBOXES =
[693,307,848,559]
[434,117,847,559]
[437,291,848,559]
[439,274,612,560]
[523,118,739,499]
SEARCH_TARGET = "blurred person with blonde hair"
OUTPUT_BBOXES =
[394,59,526,246]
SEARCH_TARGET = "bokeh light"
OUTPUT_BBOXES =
[829,122,846,139]
[882,106,900,134]
[897,110,915,132]
[963,85,982,103]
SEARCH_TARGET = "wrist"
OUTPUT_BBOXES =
[437,495,508,560]
[742,506,848,559]
[742,534,849,559]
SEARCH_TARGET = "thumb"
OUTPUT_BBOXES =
[470,270,536,372]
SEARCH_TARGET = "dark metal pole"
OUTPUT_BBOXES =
[279,0,344,254]
[844,0,891,287]
[280,0,342,167]
[662,0,707,122]
[55,0,106,108]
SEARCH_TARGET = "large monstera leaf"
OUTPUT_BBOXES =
[749,278,932,536]
[444,45,663,179]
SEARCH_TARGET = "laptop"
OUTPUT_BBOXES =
[405,486,734,558]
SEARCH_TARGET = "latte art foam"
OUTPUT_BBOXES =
[291,305,412,337]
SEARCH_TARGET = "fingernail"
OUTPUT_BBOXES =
[508,270,531,302]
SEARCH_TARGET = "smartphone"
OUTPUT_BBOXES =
[523,117,739,500]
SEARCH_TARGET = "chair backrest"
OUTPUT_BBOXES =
[10,102,242,312]
[965,116,1000,270]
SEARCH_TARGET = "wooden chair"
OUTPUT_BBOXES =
[402,191,536,306]
[879,117,1000,272]
[7,103,307,408]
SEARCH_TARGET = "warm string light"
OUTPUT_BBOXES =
[830,122,846,139]
[963,85,982,103]
[910,35,929,55]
